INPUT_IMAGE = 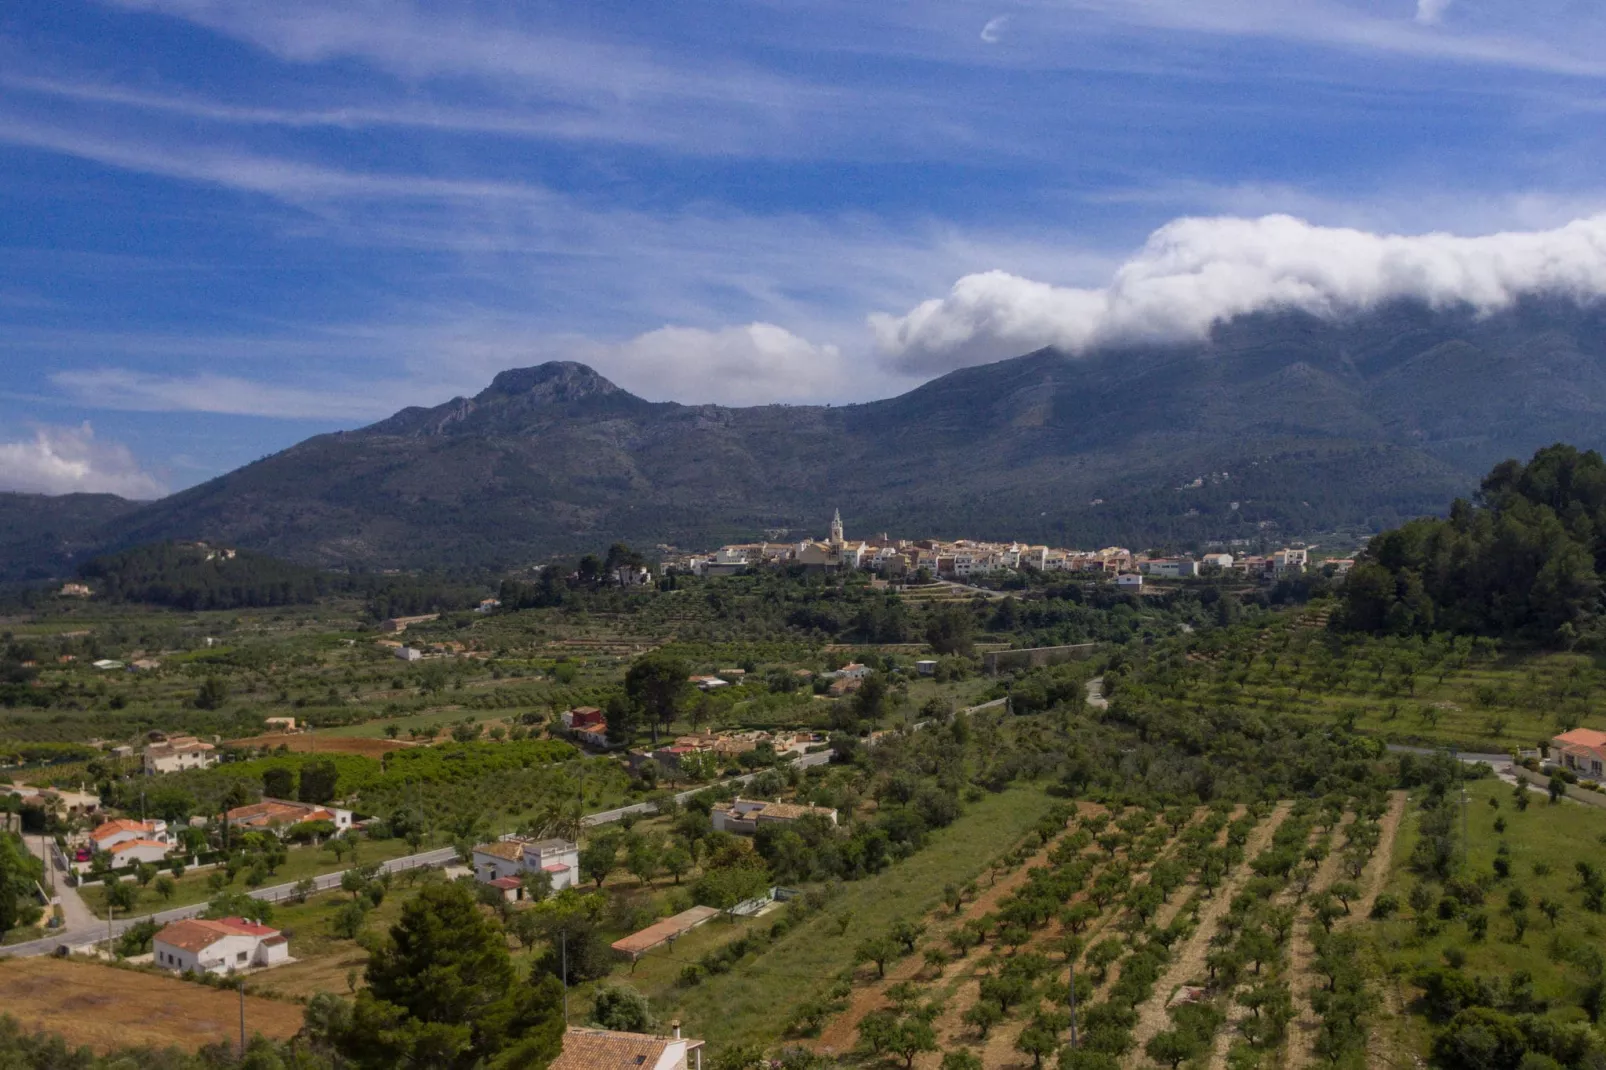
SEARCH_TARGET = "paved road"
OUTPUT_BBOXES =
[0,846,458,959]
[1385,744,1606,811]
[21,834,97,932]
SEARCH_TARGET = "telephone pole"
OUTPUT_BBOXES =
[560,931,569,1024]
[238,979,246,1058]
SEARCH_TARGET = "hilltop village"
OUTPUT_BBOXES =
[665,510,1351,586]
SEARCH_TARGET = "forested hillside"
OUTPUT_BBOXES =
[76,541,484,616]
[1336,444,1606,646]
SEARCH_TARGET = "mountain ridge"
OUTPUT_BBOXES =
[12,297,1606,576]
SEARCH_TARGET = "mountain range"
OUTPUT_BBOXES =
[10,296,1606,578]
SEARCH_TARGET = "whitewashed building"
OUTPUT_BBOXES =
[154,917,289,975]
[471,836,580,893]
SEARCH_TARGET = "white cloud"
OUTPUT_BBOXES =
[871,212,1606,373]
[1415,0,1453,26]
[980,16,1010,43]
[580,324,856,406]
[0,423,164,499]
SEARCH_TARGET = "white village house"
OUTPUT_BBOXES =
[142,736,217,775]
[153,917,289,975]
[89,818,167,853]
[471,836,580,894]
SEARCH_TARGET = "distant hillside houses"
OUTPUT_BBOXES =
[663,510,1335,585]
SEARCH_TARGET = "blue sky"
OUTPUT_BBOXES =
[6,0,1606,497]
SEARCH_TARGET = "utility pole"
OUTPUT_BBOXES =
[560,931,569,1025]
[238,979,246,1058]
[1067,961,1079,1050]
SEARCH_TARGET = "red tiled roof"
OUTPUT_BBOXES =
[488,876,523,890]
[1556,728,1606,750]
[91,819,156,841]
[108,838,168,855]
[154,917,278,953]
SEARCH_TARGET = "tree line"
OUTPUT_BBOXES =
[1336,444,1606,646]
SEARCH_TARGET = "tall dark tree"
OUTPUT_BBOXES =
[336,882,565,1070]
[262,766,296,800]
[299,759,340,804]
[926,606,976,657]
[624,653,690,744]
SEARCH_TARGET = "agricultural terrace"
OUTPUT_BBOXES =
[1112,609,1606,756]
[782,778,1402,1070]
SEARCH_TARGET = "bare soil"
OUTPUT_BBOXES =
[225,733,411,757]
[0,956,303,1053]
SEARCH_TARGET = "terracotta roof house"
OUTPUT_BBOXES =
[711,797,838,835]
[143,736,217,775]
[153,917,289,975]
[552,1025,703,1070]
[225,798,352,834]
[106,838,171,868]
[90,818,167,852]
[1554,728,1606,780]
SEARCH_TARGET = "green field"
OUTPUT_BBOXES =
[1368,775,1606,1062]
[618,783,1059,1049]
[1159,617,1606,755]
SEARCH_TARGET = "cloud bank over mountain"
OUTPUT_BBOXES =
[0,424,165,498]
[871,213,1606,374]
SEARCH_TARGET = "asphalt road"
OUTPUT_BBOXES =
[0,846,458,959]
[4,750,841,957]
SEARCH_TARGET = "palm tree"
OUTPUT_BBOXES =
[535,799,584,842]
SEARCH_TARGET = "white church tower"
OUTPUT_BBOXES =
[829,508,844,547]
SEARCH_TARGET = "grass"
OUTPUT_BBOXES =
[1367,775,1606,1061]
[243,882,419,1002]
[79,835,423,919]
[0,956,303,1052]
[618,783,1059,1051]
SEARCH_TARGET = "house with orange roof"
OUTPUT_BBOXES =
[551,1024,703,1070]
[90,818,167,854]
[1553,728,1606,781]
[107,838,172,868]
[225,797,352,835]
[710,797,838,835]
[153,916,289,975]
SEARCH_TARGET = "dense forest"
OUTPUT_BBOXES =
[1336,444,1606,646]
[76,541,483,617]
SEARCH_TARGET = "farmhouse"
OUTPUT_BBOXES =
[225,798,353,834]
[153,917,289,975]
[710,797,838,835]
[107,839,172,868]
[143,736,217,775]
[1553,728,1606,780]
[471,836,580,893]
[552,1025,704,1070]
[90,818,167,853]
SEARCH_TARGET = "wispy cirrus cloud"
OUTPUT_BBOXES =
[0,423,165,498]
